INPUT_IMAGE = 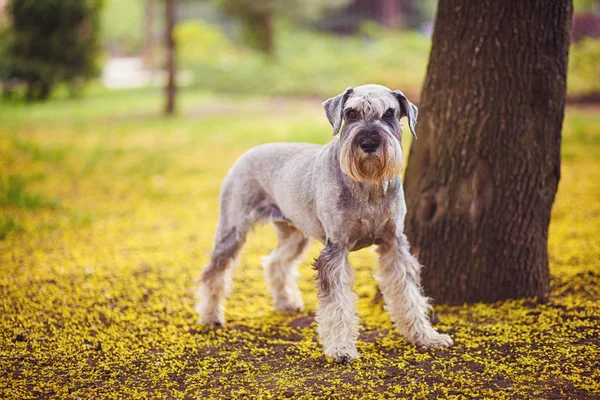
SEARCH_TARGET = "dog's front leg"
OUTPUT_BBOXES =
[376,234,453,348]
[314,241,359,362]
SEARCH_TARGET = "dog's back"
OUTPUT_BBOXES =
[226,141,322,195]
[222,142,327,239]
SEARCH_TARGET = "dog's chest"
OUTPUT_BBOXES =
[348,201,395,251]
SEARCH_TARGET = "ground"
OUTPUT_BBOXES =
[1,89,599,399]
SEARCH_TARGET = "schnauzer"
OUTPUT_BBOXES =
[196,84,453,362]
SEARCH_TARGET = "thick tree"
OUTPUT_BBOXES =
[403,0,573,304]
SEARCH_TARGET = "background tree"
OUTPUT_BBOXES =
[143,0,157,68]
[380,0,399,28]
[217,0,350,55]
[165,0,176,115]
[403,0,573,304]
[6,0,103,101]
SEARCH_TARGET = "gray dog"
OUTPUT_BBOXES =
[196,84,453,362]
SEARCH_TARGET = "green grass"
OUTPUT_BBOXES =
[0,89,599,398]
[12,137,72,164]
[0,174,59,209]
[0,215,22,240]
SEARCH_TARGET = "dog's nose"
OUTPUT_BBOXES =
[359,136,381,153]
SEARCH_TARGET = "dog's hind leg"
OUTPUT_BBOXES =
[196,221,247,326]
[263,221,309,313]
[196,175,275,326]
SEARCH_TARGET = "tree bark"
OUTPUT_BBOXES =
[403,0,573,304]
[256,10,274,55]
[143,0,156,69]
[380,0,399,28]
[165,0,176,115]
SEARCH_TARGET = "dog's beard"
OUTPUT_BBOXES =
[339,124,403,183]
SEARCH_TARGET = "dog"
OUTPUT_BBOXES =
[196,84,453,362]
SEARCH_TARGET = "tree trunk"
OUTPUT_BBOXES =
[237,8,273,55]
[165,0,176,115]
[143,0,156,69]
[380,0,399,28]
[403,0,573,304]
[256,10,274,55]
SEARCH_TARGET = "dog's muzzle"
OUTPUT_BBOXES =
[358,129,381,154]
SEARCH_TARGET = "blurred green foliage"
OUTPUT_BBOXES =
[218,0,351,21]
[3,0,103,101]
[176,20,244,65]
[177,20,431,96]
[175,18,600,97]
[218,0,350,54]
[101,0,144,55]
[568,38,600,94]
[1,0,597,100]
[574,0,598,12]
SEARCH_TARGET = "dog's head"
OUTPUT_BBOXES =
[322,84,418,183]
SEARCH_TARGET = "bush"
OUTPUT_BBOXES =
[175,20,247,68]
[568,37,600,95]
[5,0,103,101]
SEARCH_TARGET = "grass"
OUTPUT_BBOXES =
[0,174,59,209]
[0,89,599,398]
[0,215,22,240]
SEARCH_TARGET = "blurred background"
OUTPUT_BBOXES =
[0,0,599,255]
[0,0,598,107]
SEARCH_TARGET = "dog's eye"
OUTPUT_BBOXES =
[384,109,394,118]
[346,110,358,120]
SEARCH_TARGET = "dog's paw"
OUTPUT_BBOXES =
[274,297,304,314]
[197,314,225,327]
[324,346,360,363]
[195,303,225,327]
[417,331,453,348]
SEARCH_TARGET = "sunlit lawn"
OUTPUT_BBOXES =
[1,88,599,398]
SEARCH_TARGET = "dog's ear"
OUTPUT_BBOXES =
[392,90,418,139]
[322,87,353,136]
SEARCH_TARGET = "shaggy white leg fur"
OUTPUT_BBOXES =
[376,235,453,348]
[263,223,308,313]
[196,256,238,326]
[315,246,360,362]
